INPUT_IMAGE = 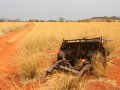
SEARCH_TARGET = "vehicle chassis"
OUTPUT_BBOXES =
[47,37,109,78]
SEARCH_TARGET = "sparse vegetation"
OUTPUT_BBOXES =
[41,73,86,90]
[1,22,120,89]
[0,22,27,36]
[58,17,65,22]
[14,39,51,81]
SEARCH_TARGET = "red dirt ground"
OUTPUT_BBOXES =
[87,51,120,90]
[0,23,34,90]
[0,23,120,90]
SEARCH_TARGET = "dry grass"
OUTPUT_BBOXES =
[0,22,27,36]
[2,22,120,89]
[0,69,21,90]
[39,73,87,90]
[24,22,120,50]
[14,42,51,81]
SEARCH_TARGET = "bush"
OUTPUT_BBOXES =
[41,73,86,90]
[14,39,51,81]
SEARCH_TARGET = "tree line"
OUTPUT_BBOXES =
[0,16,120,22]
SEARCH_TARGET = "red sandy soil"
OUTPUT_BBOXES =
[86,81,118,90]
[22,47,120,90]
[87,51,120,90]
[0,23,34,90]
[0,23,120,90]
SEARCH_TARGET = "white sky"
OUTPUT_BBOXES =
[0,0,120,20]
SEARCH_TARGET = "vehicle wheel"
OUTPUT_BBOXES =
[91,51,107,77]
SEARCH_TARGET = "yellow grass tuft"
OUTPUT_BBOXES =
[40,73,87,90]
[0,22,27,36]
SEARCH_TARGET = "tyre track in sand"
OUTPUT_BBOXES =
[0,23,35,90]
[0,23,35,73]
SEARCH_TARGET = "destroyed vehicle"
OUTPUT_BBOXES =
[47,37,109,78]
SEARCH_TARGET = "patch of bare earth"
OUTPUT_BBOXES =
[86,50,120,90]
[0,23,34,90]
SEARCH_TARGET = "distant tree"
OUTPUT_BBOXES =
[0,17,7,22]
[49,20,57,22]
[39,20,45,22]
[13,19,21,22]
[77,20,81,22]
[110,16,119,20]
[29,19,35,22]
[0,18,5,22]
[59,17,64,22]
[106,19,112,23]
[34,19,39,22]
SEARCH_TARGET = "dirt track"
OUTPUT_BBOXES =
[0,22,120,90]
[0,23,34,90]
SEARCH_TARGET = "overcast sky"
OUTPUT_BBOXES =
[0,0,120,20]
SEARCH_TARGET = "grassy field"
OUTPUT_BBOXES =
[1,22,120,90]
[14,22,120,90]
[0,22,27,36]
